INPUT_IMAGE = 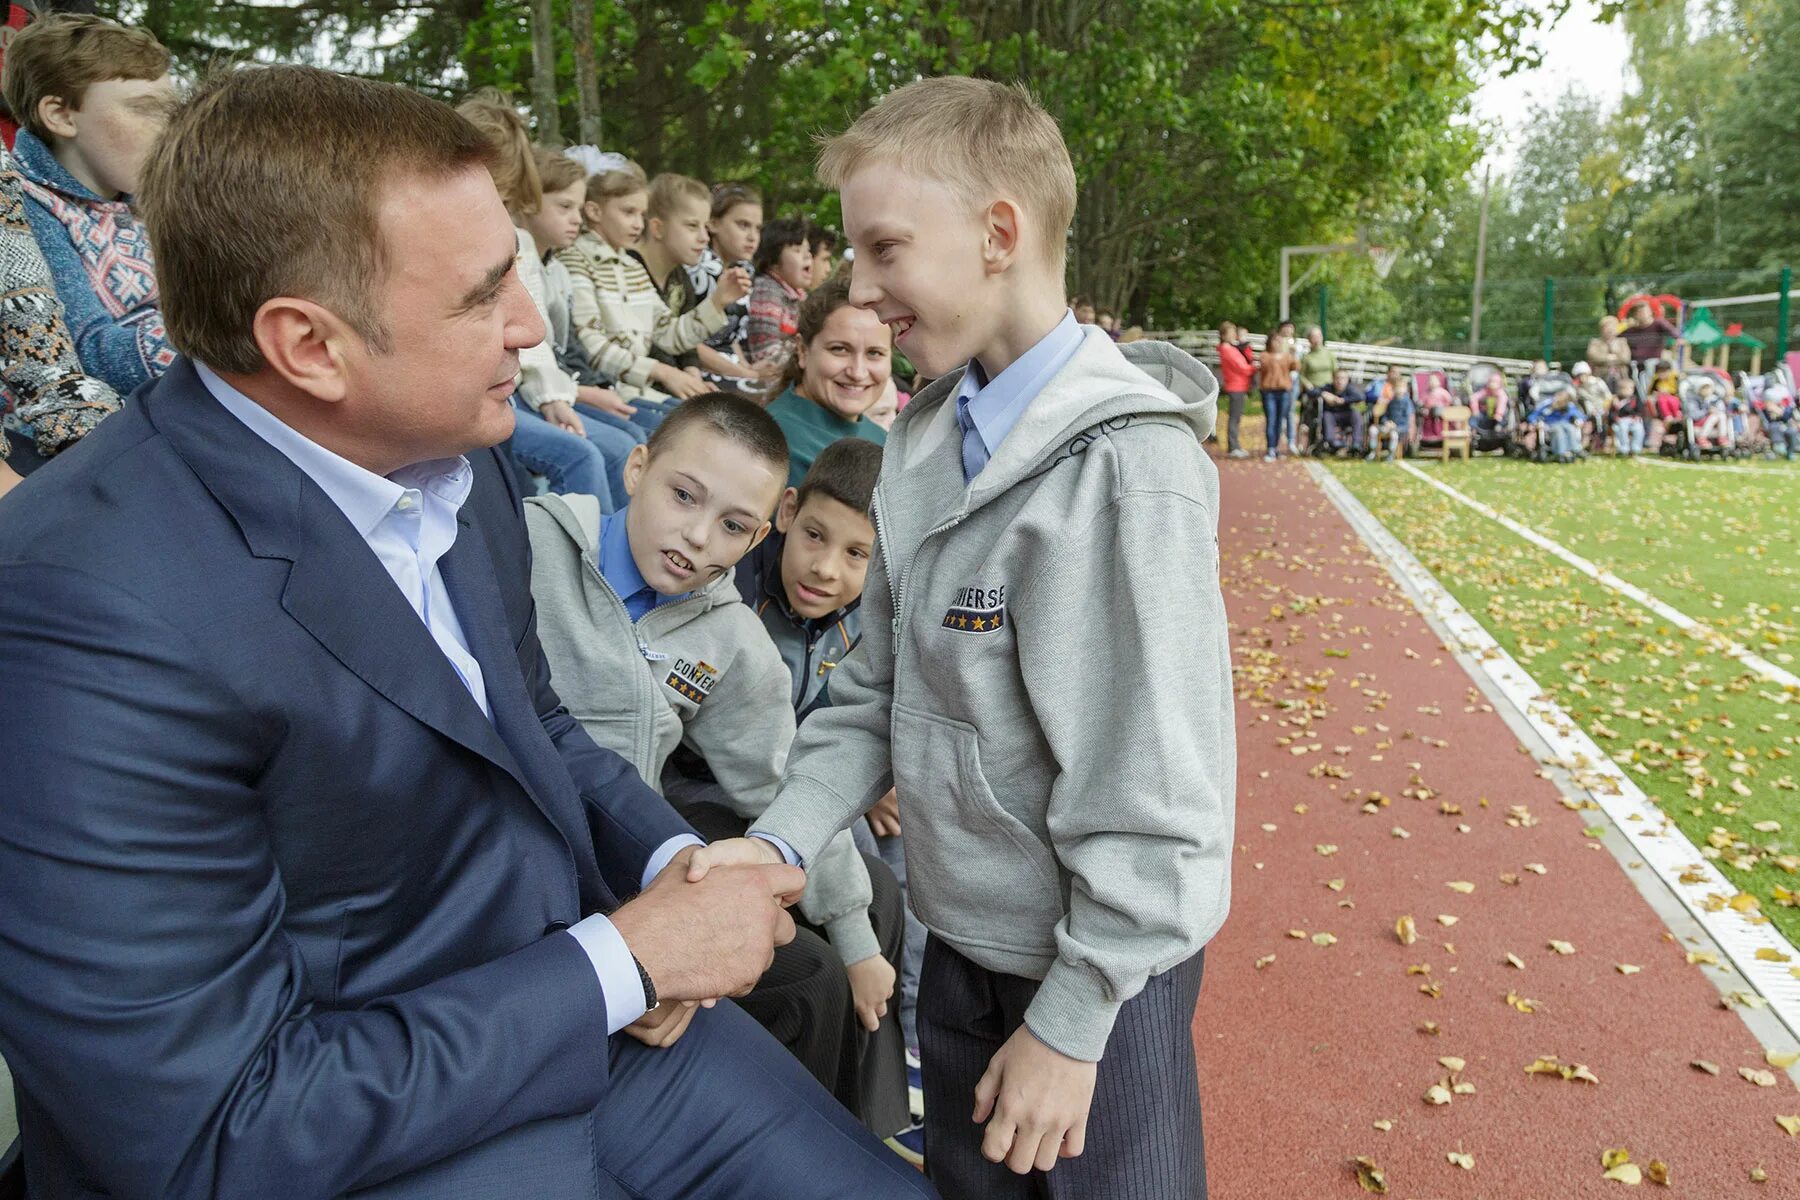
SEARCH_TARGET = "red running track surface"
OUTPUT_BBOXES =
[1193,457,1798,1197]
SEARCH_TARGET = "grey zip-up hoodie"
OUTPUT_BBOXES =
[752,329,1236,1061]
[524,492,880,966]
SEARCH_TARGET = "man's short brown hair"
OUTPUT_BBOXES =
[137,65,494,374]
[1,13,171,141]
[816,76,1076,270]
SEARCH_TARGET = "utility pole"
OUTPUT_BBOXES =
[528,0,563,146]
[1469,165,1491,354]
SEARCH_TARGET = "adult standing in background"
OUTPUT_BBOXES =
[1586,314,1631,384]
[1622,301,1681,375]
[1215,319,1255,459]
[1257,323,1297,461]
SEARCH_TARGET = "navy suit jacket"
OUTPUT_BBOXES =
[0,360,697,1198]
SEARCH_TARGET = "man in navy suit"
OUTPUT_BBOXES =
[0,65,935,1200]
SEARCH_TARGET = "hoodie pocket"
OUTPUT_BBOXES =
[890,702,1061,955]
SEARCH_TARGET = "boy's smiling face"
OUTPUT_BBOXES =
[839,163,995,378]
[776,490,876,619]
[622,425,784,595]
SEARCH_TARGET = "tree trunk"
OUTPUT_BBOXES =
[529,0,563,146]
[570,0,601,146]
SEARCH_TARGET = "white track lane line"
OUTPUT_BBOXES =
[1394,460,1800,692]
[1309,462,1800,1042]
[1633,456,1799,478]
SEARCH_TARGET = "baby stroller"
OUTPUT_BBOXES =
[1413,369,1451,454]
[1520,371,1577,462]
[1462,363,1515,454]
[1671,368,1738,460]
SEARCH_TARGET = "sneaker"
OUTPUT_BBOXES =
[1365,450,1377,461]
[1228,448,1249,459]
[907,1047,924,1120]
[885,1121,926,1169]
[1263,451,1277,462]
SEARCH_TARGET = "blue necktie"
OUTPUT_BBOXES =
[956,396,987,483]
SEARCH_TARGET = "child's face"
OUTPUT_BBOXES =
[648,195,710,266]
[864,378,899,430]
[776,491,876,619]
[709,201,762,264]
[621,424,783,595]
[772,240,815,291]
[1531,360,1548,375]
[1074,304,1096,325]
[810,243,835,288]
[588,190,648,250]
[797,304,893,419]
[837,162,1004,378]
[523,179,586,253]
[46,73,179,197]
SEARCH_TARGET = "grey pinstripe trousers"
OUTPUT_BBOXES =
[918,938,1206,1200]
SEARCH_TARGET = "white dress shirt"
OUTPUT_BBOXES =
[199,364,686,1033]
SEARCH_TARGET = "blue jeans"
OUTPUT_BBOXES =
[1613,416,1646,455]
[1262,389,1292,453]
[1545,422,1580,457]
[507,402,615,506]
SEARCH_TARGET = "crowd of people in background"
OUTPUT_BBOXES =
[1206,300,1797,465]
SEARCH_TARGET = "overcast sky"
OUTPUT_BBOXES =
[1470,0,1633,171]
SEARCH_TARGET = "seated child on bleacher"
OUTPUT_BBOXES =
[522,395,909,1137]
[1573,361,1611,446]
[1761,385,1797,460]
[1366,365,1413,461]
[1652,359,1681,401]
[1529,388,1584,462]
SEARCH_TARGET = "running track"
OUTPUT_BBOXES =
[1193,457,1798,1197]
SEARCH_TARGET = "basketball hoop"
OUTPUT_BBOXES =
[1369,244,1400,280]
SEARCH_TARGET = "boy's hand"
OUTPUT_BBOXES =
[651,362,711,400]
[845,954,896,1033]
[714,265,753,308]
[540,399,585,435]
[974,1026,1097,1175]
[685,836,801,900]
[866,787,902,838]
[577,384,636,419]
[622,998,700,1048]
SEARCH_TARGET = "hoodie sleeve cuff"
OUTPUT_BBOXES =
[1021,958,1128,1064]
[823,911,883,969]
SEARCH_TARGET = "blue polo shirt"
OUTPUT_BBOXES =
[953,310,1086,481]
[597,507,688,621]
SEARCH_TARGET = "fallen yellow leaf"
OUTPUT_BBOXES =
[1396,915,1418,946]
[1254,954,1276,969]
[1423,1084,1452,1105]
[1617,963,1641,975]
[1646,1159,1669,1186]
[1739,1066,1777,1087]
[1316,843,1339,857]
[1691,1060,1720,1075]
[1775,1115,1800,1136]
[1438,1056,1465,1072]
[1372,1118,1394,1132]
[1548,939,1576,955]
[1311,932,1338,946]
[1506,953,1526,969]
[1326,878,1345,891]
[1447,1150,1474,1170]
[1766,1049,1799,1069]
[1754,947,1792,963]
[1351,1155,1387,1194]
[1603,1162,1642,1185]
[1446,881,1475,894]
[1436,914,1459,927]
[1602,1148,1631,1170]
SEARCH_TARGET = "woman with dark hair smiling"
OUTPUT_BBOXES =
[765,274,892,486]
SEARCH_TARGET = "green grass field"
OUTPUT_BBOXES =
[1323,456,1800,945]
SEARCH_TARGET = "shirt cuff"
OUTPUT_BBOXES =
[750,831,803,868]
[565,916,649,1035]
[641,834,704,892]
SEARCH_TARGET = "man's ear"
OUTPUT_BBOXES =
[250,297,358,403]
[775,487,800,534]
[982,197,1025,276]
[35,94,79,140]
[622,442,651,499]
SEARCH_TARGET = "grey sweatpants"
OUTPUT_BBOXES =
[917,937,1206,1199]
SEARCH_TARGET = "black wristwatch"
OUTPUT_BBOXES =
[631,952,658,1010]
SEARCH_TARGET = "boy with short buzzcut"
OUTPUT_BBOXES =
[523,394,911,1139]
[693,76,1233,1198]
[1,13,178,396]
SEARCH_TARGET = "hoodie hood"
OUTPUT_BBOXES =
[525,491,742,625]
[887,328,1218,512]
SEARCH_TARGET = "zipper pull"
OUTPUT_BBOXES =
[638,638,667,662]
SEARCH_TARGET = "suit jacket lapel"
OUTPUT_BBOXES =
[438,513,603,882]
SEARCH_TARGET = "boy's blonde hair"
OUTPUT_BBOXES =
[2,14,171,142]
[647,172,709,221]
[585,157,648,206]
[816,76,1075,269]
[534,147,586,195]
[455,91,541,215]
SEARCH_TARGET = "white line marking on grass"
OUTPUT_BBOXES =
[1394,459,1800,693]
[1633,456,1798,478]
[1309,461,1800,1049]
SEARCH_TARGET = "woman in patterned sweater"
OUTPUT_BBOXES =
[1,143,119,495]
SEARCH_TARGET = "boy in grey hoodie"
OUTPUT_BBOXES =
[690,80,1235,1197]
[523,395,910,1137]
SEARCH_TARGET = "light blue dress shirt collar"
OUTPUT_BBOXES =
[596,506,689,621]
[953,309,1086,478]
